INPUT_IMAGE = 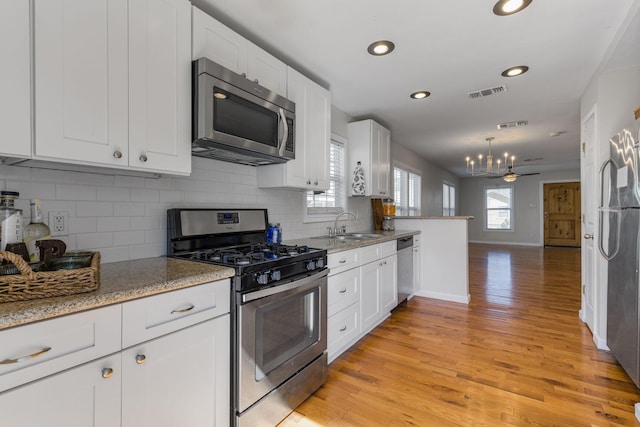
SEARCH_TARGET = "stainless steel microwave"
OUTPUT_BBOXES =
[192,57,295,166]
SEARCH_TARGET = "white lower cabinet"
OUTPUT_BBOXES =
[327,240,399,362]
[0,280,231,427]
[379,254,398,315]
[360,259,381,333]
[0,353,122,427]
[122,316,230,427]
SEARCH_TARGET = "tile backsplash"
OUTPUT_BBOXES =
[1,157,370,263]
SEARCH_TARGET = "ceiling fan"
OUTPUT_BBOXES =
[488,165,540,182]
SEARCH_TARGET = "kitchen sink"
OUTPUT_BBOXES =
[309,233,385,241]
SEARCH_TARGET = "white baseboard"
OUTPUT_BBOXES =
[414,290,470,304]
[635,402,640,422]
[468,240,543,247]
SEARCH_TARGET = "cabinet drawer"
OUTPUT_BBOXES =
[327,303,360,361]
[413,234,421,247]
[359,244,380,265]
[379,240,397,258]
[0,305,121,393]
[328,248,359,275]
[328,267,359,317]
[122,279,230,348]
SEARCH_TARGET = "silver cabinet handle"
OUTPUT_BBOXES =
[584,233,594,240]
[139,154,148,162]
[314,181,318,186]
[135,354,146,365]
[339,288,347,293]
[101,368,114,379]
[113,150,123,159]
[339,259,347,264]
[241,73,247,78]
[0,346,52,365]
[307,180,312,185]
[253,78,259,84]
[339,325,347,332]
[171,304,195,314]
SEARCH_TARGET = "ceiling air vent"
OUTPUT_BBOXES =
[467,85,508,99]
[497,120,528,129]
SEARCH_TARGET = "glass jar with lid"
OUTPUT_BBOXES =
[383,199,396,217]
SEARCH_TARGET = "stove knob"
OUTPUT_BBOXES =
[256,273,269,285]
[271,270,281,281]
[316,258,324,269]
[305,260,316,271]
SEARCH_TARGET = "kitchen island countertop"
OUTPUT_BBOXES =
[285,229,420,253]
[0,257,235,330]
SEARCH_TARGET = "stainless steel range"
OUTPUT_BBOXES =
[167,208,328,427]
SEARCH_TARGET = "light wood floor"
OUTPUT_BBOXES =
[280,243,640,426]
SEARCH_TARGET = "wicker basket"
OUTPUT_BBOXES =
[0,250,100,303]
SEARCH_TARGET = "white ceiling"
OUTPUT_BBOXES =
[193,0,640,177]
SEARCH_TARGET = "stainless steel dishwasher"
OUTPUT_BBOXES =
[397,235,414,303]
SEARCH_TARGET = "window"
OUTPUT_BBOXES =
[394,164,421,216]
[443,182,456,216]
[485,186,513,230]
[306,137,346,215]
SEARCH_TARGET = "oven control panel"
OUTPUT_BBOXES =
[217,212,239,224]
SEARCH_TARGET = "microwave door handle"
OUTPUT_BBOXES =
[278,108,288,156]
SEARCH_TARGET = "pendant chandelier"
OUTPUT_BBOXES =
[465,137,515,177]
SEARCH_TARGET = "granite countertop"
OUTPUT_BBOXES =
[0,257,235,331]
[394,216,474,220]
[285,229,420,253]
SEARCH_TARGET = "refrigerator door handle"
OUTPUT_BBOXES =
[598,158,614,210]
[598,158,617,260]
[598,208,620,261]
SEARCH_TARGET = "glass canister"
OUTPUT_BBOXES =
[0,191,24,251]
[383,198,396,217]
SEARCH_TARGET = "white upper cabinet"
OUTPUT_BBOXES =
[0,0,31,158]
[192,7,287,96]
[33,0,191,176]
[348,119,391,197]
[128,0,192,174]
[257,66,330,191]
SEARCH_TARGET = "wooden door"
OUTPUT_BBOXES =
[544,182,582,247]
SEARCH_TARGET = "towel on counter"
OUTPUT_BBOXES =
[352,161,366,196]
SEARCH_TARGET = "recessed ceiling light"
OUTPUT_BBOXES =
[410,91,431,99]
[501,65,529,77]
[367,40,395,56]
[493,0,533,16]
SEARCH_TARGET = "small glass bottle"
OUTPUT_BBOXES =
[23,199,52,261]
[0,191,23,251]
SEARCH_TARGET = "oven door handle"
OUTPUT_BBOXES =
[242,269,328,303]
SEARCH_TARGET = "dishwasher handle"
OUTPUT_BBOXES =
[397,236,414,251]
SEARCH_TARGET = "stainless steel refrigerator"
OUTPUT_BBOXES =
[599,122,640,387]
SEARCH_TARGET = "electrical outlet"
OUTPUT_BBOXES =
[48,211,69,236]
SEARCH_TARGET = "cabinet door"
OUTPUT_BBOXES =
[0,0,31,158]
[247,43,287,96]
[377,126,391,197]
[192,6,247,73]
[360,260,381,332]
[129,0,191,175]
[122,316,230,427]
[306,78,331,190]
[34,0,129,166]
[380,254,398,314]
[0,354,121,427]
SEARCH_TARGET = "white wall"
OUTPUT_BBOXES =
[391,143,459,216]
[459,170,580,245]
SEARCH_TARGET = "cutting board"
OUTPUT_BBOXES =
[371,198,384,231]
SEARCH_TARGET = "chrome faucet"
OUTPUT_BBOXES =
[331,211,357,236]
